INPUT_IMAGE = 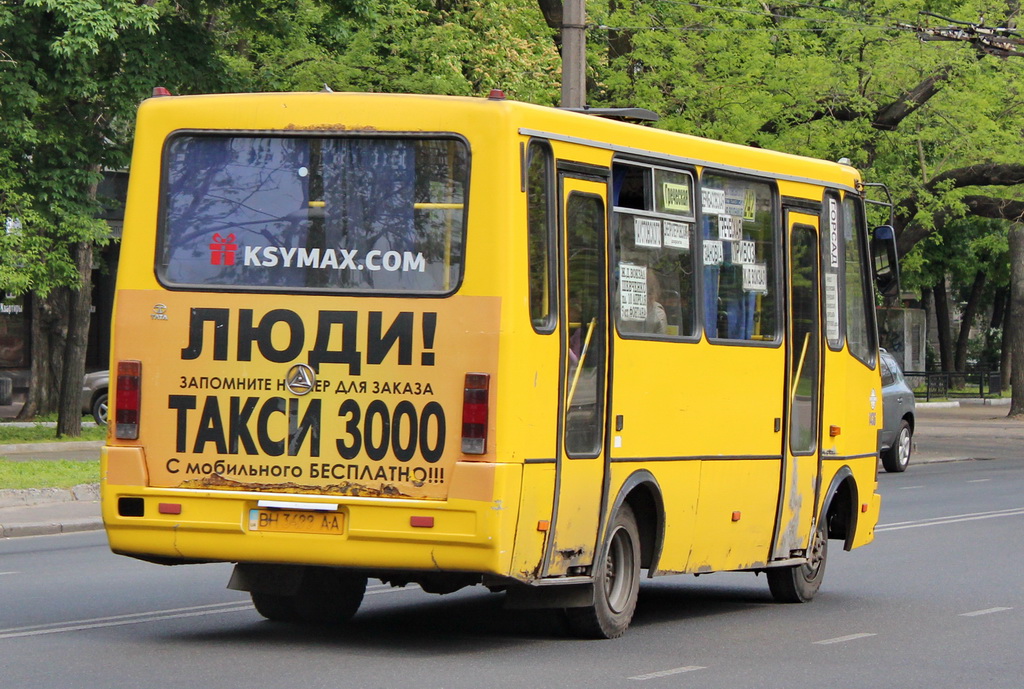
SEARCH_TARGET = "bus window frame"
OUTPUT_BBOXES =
[698,169,783,349]
[840,193,878,369]
[154,129,472,298]
[787,220,822,457]
[561,187,609,460]
[609,156,702,343]
[526,138,557,334]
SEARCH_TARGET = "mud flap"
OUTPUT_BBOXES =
[503,581,594,610]
[228,563,303,595]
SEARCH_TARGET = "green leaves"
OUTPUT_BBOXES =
[23,0,158,58]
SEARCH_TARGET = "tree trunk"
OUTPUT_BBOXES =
[17,290,68,420]
[954,269,986,372]
[537,0,563,48]
[608,0,633,63]
[1001,289,1012,391]
[1008,224,1024,417]
[985,286,1007,371]
[56,241,93,437]
[921,285,933,367]
[933,276,954,373]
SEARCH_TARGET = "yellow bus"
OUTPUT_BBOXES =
[102,90,896,638]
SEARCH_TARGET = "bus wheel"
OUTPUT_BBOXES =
[767,521,828,603]
[250,592,299,622]
[252,567,367,625]
[566,504,641,639]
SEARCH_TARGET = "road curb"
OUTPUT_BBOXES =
[0,483,99,508]
[0,517,104,538]
[0,483,103,538]
[916,398,1010,409]
[0,440,103,455]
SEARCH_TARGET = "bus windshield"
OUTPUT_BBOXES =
[158,135,469,294]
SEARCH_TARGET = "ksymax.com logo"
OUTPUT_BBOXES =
[209,233,426,273]
[209,233,237,266]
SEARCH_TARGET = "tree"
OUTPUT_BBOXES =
[1009,224,1024,416]
[0,0,293,434]
[0,0,561,434]
[0,0,160,435]
[538,0,1024,410]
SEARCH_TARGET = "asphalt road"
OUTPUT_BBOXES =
[1,457,1022,689]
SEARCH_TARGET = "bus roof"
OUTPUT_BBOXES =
[138,90,861,191]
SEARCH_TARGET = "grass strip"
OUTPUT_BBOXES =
[0,459,100,490]
[0,425,106,444]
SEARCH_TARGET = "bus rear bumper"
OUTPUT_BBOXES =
[101,482,517,577]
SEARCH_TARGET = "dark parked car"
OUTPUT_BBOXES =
[82,369,109,425]
[878,349,915,472]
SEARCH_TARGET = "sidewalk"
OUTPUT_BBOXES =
[0,437,104,538]
[1,400,1021,539]
[0,484,102,538]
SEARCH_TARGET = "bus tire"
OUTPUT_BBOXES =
[251,591,299,622]
[251,568,367,625]
[767,520,828,603]
[565,504,641,639]
[881,420,912,473]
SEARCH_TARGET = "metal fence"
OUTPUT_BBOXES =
[903,371,1004,402]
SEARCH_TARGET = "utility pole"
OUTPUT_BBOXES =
[561,0,586,108]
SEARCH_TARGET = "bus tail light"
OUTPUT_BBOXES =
[115,360,142,440]
[461,373,489,454]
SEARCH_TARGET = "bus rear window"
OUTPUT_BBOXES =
[158,135,469,294]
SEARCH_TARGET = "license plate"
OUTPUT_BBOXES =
[248,509,344,535]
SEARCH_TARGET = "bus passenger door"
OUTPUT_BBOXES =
[544,175,609,577]
[773,212,822,560]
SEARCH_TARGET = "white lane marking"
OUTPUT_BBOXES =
[813,633,876,645]
[898,486,924,490]
[0,585,416,640]
[366,584,420,596]
[630,666,706,680]
[966,479,991,483]
[0,602,253,639]
[877,507,1024,532]
[0,571,18,576]
[960,607,1012,617]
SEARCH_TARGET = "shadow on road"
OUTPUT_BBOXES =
[164,576,786,650]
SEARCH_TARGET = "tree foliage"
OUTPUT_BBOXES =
[572,0,1023,405]
[3,0,1023,419]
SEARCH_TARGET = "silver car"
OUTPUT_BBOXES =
[82,369,109,425]
[878,349,915,472]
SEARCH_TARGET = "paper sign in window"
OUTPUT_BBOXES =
[734,240,756,265]
[663,220,690,250]
[702,188,726,215]
[718,215,742,242]
[703,240,724,266]
[743,189,757,221]
[633,217,662,249]
[619,263,648,321]
[662,182,692,213]
[828,198,840,269]
[825,273,840,342]
[743,263,768,293]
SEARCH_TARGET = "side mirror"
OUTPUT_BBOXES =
[871,225,901,299]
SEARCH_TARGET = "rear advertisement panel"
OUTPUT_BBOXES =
[114,289,499,500]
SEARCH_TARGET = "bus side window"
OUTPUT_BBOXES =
[700,173,778,343]
[842,196,876,366]
[527,140,555,333]
[611,162,697,339]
